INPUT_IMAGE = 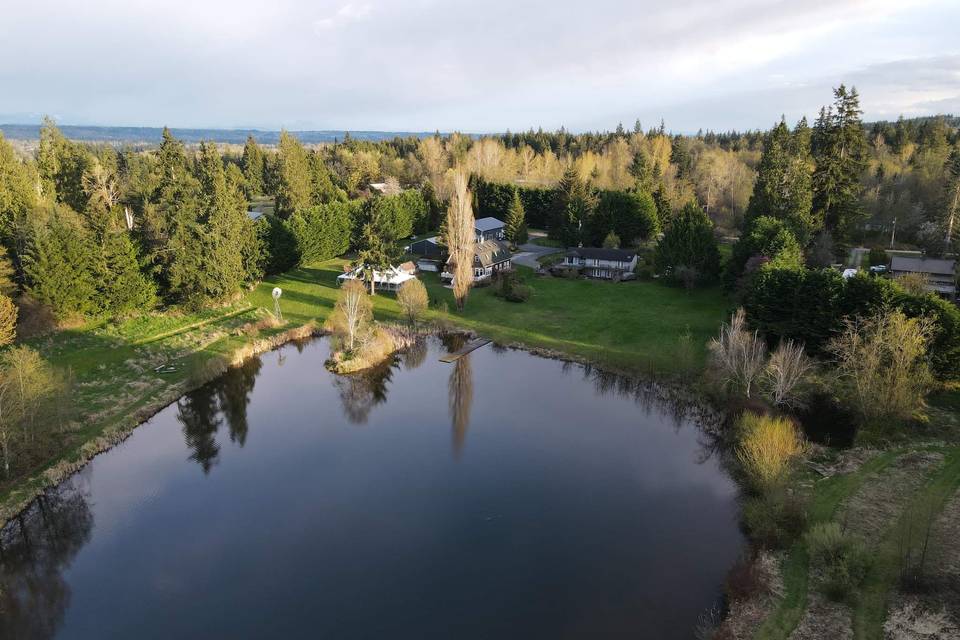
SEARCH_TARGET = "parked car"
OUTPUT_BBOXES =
[869,264,888,274]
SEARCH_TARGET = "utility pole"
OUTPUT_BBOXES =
[890,217,897,249]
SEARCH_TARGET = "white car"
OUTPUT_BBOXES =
[842,268,859,279]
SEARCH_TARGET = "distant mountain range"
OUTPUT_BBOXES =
[0,124,440,144]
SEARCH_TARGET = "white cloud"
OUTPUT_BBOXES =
[0,0,957,131]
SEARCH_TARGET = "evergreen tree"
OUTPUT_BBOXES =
[195,142,254,300]
[98,224,157,315]
[812,85,867,238]
[745,118,815,244]
[22,205,99,318]
[356,211,399,295]
[654,202,721,285]
[274,131,312,218]
[241,135,266,197]
[505,189,527,246]
[551,167,596,247]
[0,132,38,246]
[628,150,653,192]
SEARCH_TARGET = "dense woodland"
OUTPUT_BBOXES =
[0,86,957,329]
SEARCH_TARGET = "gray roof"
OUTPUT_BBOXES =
[474,217,505,232]
[566,247,637,262]
[475,239,511,267]
[890,256,956,276]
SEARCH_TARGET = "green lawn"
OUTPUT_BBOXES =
[257,258,730,376]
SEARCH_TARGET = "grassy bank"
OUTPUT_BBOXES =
[0,258,729,524]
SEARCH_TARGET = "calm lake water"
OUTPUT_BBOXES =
[1,336,743,639]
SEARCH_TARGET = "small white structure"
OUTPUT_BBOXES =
[337,265,417,292]
[272,287,283,320]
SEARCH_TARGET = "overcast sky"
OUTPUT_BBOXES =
[1,0,958,133]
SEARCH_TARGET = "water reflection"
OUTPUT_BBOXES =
[0,480,92,640]
[0,336,743,640]
[401,339,428,370]
[178,357,261,472]
[332,359,396,425]
[448,354,473,459]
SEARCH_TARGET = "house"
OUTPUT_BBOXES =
[337,264,417,292]
[442,239,513,283]
[368,181,402,196]
[474,217,506,242]
[562,247,638,280]
[408,236,444,258]
[890,256,957,300]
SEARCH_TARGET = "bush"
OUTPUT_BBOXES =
[742,487,807,548]
[492,271,530,302]
[397,279,429,325]
[805,523,871,601]
[736,411,806,490]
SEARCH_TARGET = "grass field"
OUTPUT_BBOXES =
[256,258,730,375]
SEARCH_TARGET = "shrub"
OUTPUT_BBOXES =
[742,487,807,548]
[493,271,530,303]
[805,522,871,601]
[709,308,766,398]
[829,310,934,424]
[0,295,17,347]
[396,279,428,325]
[736,412,806,490]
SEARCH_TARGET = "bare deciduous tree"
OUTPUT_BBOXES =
[446,170,475,311]
[329,280,372,352]
[709,307,767,398]
[764,340,814,408]
[830,310,934,423]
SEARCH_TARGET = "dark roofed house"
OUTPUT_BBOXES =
[890,256,957,300]
[474,217,506,242]
[408,236,444,258]
[563,247,638,281]
[442,239,512,283]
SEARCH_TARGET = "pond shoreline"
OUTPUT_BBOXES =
[0,320,728,531]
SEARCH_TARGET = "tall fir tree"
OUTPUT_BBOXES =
[551,167,597,247]
[744,117,815,244]
[241,135,266,197]
[812,85,867,238]
[22,205,99,318]
[504,189,527,246]
[274,130,313,218]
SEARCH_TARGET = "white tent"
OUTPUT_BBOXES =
[337,265,417,291]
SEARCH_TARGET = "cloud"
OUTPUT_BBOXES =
[314,3,373,31]
[0,0,957,131]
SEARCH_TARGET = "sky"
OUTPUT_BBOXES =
[0,0,958,133]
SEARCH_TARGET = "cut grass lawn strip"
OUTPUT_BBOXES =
[754,450,900,640]
[852,446,960,640]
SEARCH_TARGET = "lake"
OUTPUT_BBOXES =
[0,336,743,639]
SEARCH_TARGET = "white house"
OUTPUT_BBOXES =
[442,239,513,283]
[563,247,638,280]
[337,264,417,292]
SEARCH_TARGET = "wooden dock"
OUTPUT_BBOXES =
[439,339,491,363]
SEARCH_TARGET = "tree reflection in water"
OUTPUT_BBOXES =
[571,361,724,465]
[0,479,93,640]
[332,359,396,425]
[401,339,428,371]
[177,357,262,473]
[448,354,473,459]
